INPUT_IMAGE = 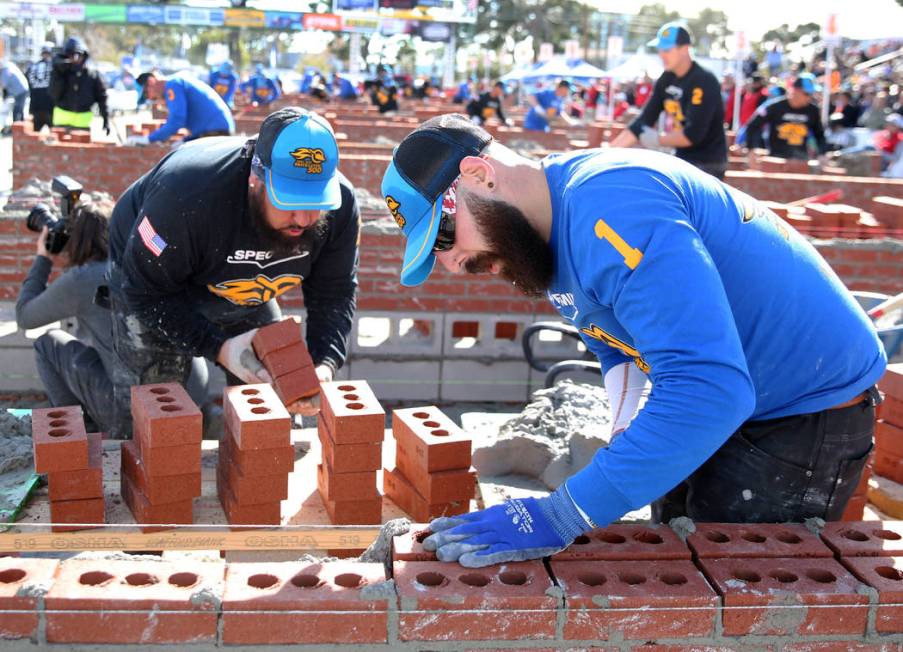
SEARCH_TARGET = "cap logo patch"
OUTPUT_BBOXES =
[662,29,670,37]
[385,195,405,229]
[290,147,326,174]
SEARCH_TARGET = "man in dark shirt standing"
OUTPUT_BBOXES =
[26,42,55,132]
[611,22,727,180]
[744,73,828,162]
[466,81,511,126]
[106,107,360,438]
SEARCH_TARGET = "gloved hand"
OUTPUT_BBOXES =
[126,135,150,146]
[639,125,660,149]
[102,117,111,136]
[422,484,591,568]
[216,328,273,384]
[285,364,333,416]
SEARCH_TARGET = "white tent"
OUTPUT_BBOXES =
[522,56,608,82]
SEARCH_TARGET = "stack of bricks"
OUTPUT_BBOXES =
[383,406,475,522]
[317,380,384,525]
[252,318,320,406]
[121,383,202,531]
[871,195,903,231]
[217,383,292,526]
[875,364,903,485]
[32,406,104,532]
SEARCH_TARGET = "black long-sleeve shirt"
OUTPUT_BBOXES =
[743,97,827,160]
[628,61,727,167]
[108,136,359,372]
[49,59,108,119]
[466,92,507,123]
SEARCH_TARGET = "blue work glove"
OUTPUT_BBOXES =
[422,485,591,568]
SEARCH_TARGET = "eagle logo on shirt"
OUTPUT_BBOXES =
[207,274,302,305]
[290,148,326,174]
[385,195,405,229]
[581,323,650,373]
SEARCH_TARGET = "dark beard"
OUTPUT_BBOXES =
[248,187,327,256]
[461,193,553,297]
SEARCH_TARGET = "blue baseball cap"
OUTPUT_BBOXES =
[254,107,341,211]
[648,22,692,51]
[793,73,821,95]
[381,114,492,287]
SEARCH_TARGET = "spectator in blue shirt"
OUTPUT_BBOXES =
[331,73,358,101]
[524,80,576,131]
[208,61,237,108]
[241,64,280,107]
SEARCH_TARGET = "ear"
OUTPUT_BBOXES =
[459,155,495,190]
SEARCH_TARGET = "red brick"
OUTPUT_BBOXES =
[0,558,59,639]
[315,462,382,524]
[47,431,103,501]
[223,384,291,450]
[876,420,903,459]
[822,521,903,557]
[630,647,763,652]
[272,364,320,403]
[874,449,900,480]
[222,561,389,644]
[841,556,903,633]
[251,317,302,360]
[220,426,295,476]
[392,524,438,561]
[697,557,869,636]
[121,439,200,504]
[130,383,202,447]
[216,468,281,525]
[32,405,89,473]
[49,496,104,532]
[120,473,193,533]
[320,380,385,444]
[316,461,376,503]
[552,523,691,561]
[551,559,718,640]
[218,435,288,504]
[44,558,222,644]
[395,560,557,641]
[318,418,382,472]
[261,340,313,377]
[395,444,476,503]
[782,644,900,652]
[392,406,472,473]
[880,364,903,401]
[383,465,469,523]
[842,495,867,521]
[879,396,903,428]
[135,437,201,477]
[687,523,832,558]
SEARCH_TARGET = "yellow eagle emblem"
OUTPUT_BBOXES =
[207,274,302,306]
[290,147,326,174]
[385,195,406,229]
[581,323,650,373]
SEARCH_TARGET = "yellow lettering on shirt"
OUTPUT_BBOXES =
[594,219,643,269]
[776,122,808,146]
[581,323,651,373]
[663,98,685,126]
[691,88,703,105]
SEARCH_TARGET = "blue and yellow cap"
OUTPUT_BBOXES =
[380,114,492,287]
[254,107,341,211]
[792,73,822,95]
[648,21,692,51]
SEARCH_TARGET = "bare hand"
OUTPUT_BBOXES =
[36,226,50,258]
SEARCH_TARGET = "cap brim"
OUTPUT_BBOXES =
[400,197,442,287]
[266,167,341,211]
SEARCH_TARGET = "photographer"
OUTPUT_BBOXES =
[49,36,109,133]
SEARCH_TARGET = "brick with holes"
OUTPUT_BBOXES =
[261,340,314,378]
[220,426,295,476]
[131,383,202,448]
[216,468,281,526]
[48,495,105,532]
[821,521,903,557]
[272,364,320,404]
[551,559,718,640]
[47,432,103,501]
[222,561,390,644]
[251,317,303,360]
[841,556,903,633]
[320,380,385,444]
[552,523,691,561]
[121,473,193,533]
[0,558,59,639]
[134,437,202,477]
[394,560,558,641]
[218,436,288,504]
[316,461,377,503]
[121,439,200,504]
[687,523,832,558]
[395,443,476,503]
[698,557,869,636]
[392,524,438,561]
[318,418,382,473]
[383,465,469,524]
[315,462,382,524]
[44,558,223,644]
[223,384,291,450]
[32,405,89,473]
[392,406,472,473]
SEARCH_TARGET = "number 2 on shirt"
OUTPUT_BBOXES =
[594,219,643,269]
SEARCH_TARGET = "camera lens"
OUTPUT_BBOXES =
[26,204,57,233]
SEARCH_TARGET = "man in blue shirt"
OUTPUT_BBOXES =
[331,73,358,101]
[128,70,234,146]
[208,61,238,108]
[241,64,281,107]
[524,80,577,132]
[380,114,886,568]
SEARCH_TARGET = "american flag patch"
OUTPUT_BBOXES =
[138,216,167,257]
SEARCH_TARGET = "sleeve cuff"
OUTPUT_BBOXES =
[565,453,635,529]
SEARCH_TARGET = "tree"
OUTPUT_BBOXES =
[761,22,821,47]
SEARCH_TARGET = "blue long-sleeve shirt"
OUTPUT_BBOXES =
[544,149,887,527]
[524,89,563,132]
[149,72,234,143]
[241,73,280,105]
[208,69,237,106]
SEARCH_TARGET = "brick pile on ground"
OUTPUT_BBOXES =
[217,383,292,526]
[33,405,103,532]
[121,383,201,532]
[383,406,475,521]
[252,318,319,405]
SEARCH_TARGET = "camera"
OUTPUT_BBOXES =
[26,176,83,255]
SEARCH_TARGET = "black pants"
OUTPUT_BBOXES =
[652,387,879,523]
[32,109,52,132]
[691,160,727,181]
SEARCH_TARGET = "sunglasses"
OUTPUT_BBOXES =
[432,212,455,253]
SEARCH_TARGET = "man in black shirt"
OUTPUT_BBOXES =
[106,107,360,437]
[611,22,727,180]
[466,81,511,126]
[26,42,55,132]
[744,73,828,161]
